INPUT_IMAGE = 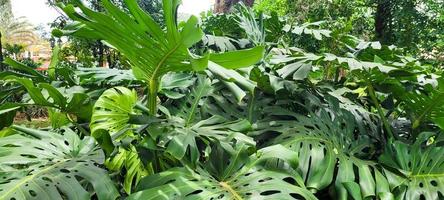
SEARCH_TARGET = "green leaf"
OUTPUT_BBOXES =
[380,132,444,200]
[0,103,20,129]
[159,72,196,99]
[277,61,312,80]
[2,58,47,82]
[128,145,317,200]
[57,0,205,82]
[89,87,153,193]
[4,76,51,106]
[1,76,92,121]
[76,67,137,86]
[209,46,265,69]
[0,126,119,200]
[268,102,383,199]
[106,146,149,194]
[47,108,70,128]
[156,76,255,165]
[207,61,256,102]
[402,89,444,130]
[90,87,137,137]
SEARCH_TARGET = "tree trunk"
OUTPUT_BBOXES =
[98,41,104,67]
[214,0,254,13]
[0,32,3,71]
[375,0,392,44]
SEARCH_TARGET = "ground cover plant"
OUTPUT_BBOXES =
[0,0,443,199]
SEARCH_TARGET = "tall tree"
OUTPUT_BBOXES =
[374,0,393,44]
[0,0,12,70]
[214,0,255,13]
[0,0,36,48]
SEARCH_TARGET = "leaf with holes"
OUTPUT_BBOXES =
[268,102,391,199]
[380,132,444,200]
[153,76,255,165]
[0,126,119,200]
[128,144,317,200]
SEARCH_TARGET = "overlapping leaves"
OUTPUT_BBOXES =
[380,133,444,200]
[265,102,391,199]
[0,126,118,200]
[128,144,317,200]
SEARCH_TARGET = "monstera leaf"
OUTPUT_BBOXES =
[90,87,150,194]
[0,126,119,200]
[0,75,93,123]
[380,132,444,200]
[76,67,138,86]
[401,84,444,130]
[128,144,317,200]
[55,0,206,82]
[267,102,391,200]
[55,0,264,115]
[1,58,48,82]
[106,146,150,194]
[54,0,264,83]
[151,76,255,165]
[90,87,138,136]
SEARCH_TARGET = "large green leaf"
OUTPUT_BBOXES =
[401,85,444,130]
[152,76,255,165]
[128,144,317,200]
[56,0,265,86]
[55,0,206,82]
[209,46,265,69]
[89,87,157,194]
[267,103,390,200]
[380,132,444,200]
[0,126,119,200]
[0,76,93,122]
[90,87,138,136]
[1,57,48,82]
[76,67,137,86]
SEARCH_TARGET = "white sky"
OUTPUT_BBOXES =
[11,0,213,27]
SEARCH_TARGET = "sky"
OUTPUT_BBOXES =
[11,0,213,27]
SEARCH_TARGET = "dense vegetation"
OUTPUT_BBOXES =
[0,0,443,199]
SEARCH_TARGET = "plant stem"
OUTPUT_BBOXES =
[367,81,394,139]
[247,91,256,123]
[148,79,159,116]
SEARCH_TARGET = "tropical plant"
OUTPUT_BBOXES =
[0,126,119,200]
[128,144,317,200]
[54,0,264,115]
[1,0,444,200]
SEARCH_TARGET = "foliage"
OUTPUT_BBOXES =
[380,132,444,200]
[0,126,118,200]
[128,144,317,200]
[1,0,444,200]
